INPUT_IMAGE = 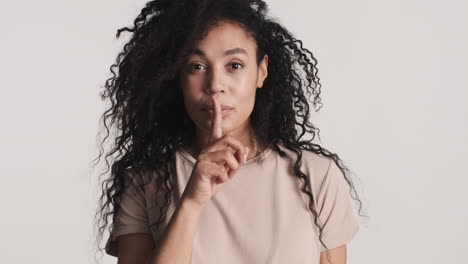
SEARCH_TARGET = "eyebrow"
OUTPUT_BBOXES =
[190,47,248,57]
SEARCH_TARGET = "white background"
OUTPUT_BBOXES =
[1,0,467,263]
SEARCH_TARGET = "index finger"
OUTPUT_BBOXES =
[208,96,222,143]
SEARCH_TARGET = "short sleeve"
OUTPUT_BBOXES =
[105,171,152,257]
[316,159,360,252]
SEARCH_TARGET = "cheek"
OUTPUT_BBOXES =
[180,72,202,90]
[180,77,202,103]
[237,87,255,104]
[183,93,203,120]
[233,85,257,120]
[179,85,197,116]
[235,73,257,96]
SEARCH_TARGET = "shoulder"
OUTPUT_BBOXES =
[120,167,159,198]
[275,142,338,193]
[275,142,333,175]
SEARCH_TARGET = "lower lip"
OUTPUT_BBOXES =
[205,109,233,118]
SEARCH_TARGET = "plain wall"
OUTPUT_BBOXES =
[1,0,466,263]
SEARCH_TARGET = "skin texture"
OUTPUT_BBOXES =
[116,21,348,264]
[178,20,268,159]
[320,245,347,264]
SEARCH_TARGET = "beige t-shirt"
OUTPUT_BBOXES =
[105,142,360,263]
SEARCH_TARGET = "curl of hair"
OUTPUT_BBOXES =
[91,0,368,263]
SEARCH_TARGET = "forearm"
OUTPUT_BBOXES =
[145,195,203,264]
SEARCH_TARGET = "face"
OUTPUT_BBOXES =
[179,21,268,139]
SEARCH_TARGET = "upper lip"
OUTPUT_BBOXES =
[202,103,233,111]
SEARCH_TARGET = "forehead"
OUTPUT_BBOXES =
[189,21,257,58]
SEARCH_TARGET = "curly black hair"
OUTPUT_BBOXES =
[91,0,368,263]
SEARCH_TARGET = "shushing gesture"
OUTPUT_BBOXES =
[182,97,250,207]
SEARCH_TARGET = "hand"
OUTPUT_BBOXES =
[181,96,250,208]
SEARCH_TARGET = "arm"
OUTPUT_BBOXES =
[117,195,203,264]
[313,159,359,264]
[147,196,203,264]
[320,244,347,264]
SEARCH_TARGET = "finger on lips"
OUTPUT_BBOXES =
[210,97,222,143]
[208,97,248,167]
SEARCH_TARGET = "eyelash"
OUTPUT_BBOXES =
[189,62,244,71]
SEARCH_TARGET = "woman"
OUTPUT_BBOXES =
[93,0,366,263]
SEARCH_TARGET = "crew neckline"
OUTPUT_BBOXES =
[177,144,274,168]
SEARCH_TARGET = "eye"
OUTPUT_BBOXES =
[230,62,244,70]
[189,63,206,71]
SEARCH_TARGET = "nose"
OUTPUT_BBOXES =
[205,66,225,95]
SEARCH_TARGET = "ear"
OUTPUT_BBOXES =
[256,54,268,88]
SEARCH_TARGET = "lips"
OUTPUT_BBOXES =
[202,103,234,111]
